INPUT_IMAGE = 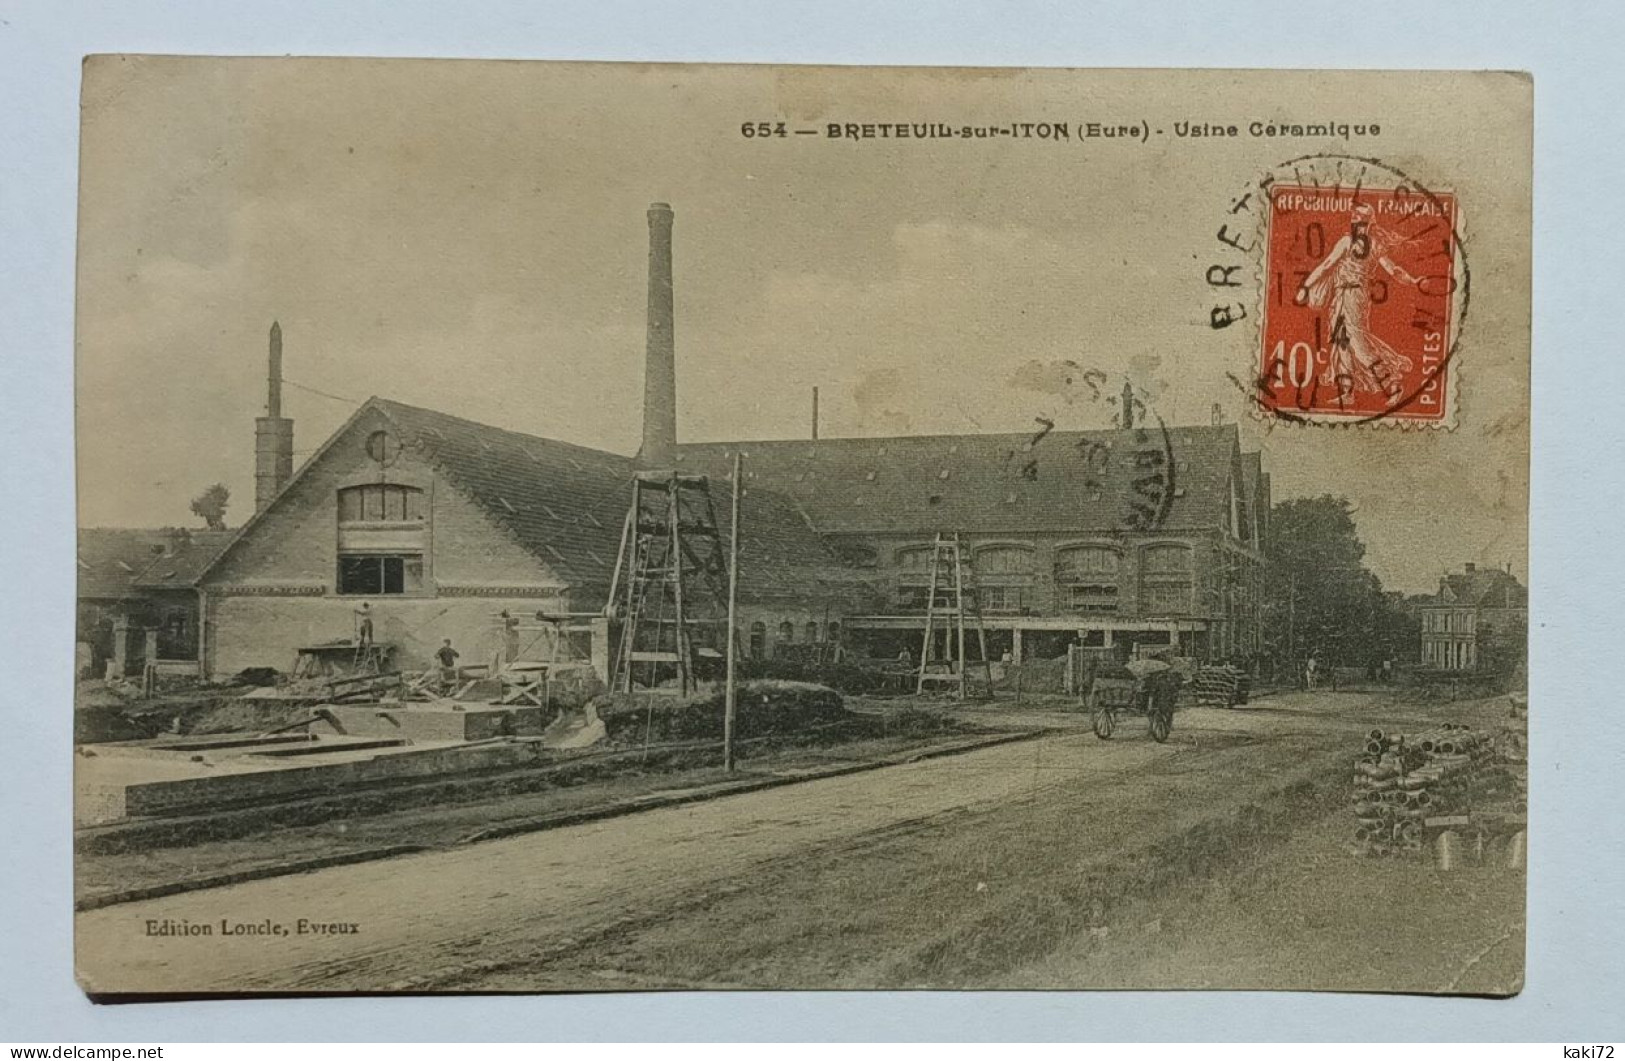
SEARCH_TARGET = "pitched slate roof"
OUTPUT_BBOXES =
[194,399,1259,609]
[78,528,232,600]
[1240,451,1265,543]
[1240,451,1262,500]
[78,529,170,600]
[673,424,1251,537]
[1432,566,1527,609]
[132,530,235,590]
[367,400,873,606]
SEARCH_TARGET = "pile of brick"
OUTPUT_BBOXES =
[1351,725,1527,859]
[1187,664,1249,707]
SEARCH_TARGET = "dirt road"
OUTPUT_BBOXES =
[77,692,1455,993]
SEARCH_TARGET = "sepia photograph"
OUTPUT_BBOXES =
[70,58,1530,997]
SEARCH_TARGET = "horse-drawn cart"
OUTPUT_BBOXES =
[1087,667,1179,743]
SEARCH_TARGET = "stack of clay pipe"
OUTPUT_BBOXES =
[1352,724,1519,857]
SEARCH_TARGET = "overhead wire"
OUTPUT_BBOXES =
[283,378,361,405]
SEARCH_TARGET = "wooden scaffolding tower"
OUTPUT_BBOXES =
[606,471,732,696]
[915,532,996,700]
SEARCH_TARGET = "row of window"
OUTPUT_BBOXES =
[895,543,1195,616]
[326,489,1202,614]
[747,620,841,660]
[1423,639,1477,670]
[894,543,1192,577]
[774,620,826,644]
[1422,610,1477,634]
[338,483,425,523]
[893,581,1193,615]
[333,556,1202,612]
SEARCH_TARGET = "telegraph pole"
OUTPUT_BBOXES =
[723,453,742,773]
[1287,571,1298,679]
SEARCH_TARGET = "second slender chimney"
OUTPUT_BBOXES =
[254,321,295,513]
[267,320,283,419]
[639,202,677,467]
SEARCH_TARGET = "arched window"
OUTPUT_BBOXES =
[832,541,879,568]
[895,545,937,611]
[778,621,795,645]
[1057,545,1121,613]
[1141,543,1194,614]
[975,546,1034,577]
[896,546,935,575]
[806,621,820,643]
[749,622,766,660]
[336,484,426,595]
[975,545,1035,614]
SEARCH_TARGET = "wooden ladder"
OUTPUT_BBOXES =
[915,532,995,700]
[607,472,732,695]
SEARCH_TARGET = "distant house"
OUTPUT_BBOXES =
[1417,563,1527,671]
[76,528,233,678]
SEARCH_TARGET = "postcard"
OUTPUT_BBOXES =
[74,59,1530,995]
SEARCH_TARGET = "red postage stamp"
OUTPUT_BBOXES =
[1258,183,1460,424]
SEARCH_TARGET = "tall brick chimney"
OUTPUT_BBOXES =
[639,202,677,467]
[254,320,294,513]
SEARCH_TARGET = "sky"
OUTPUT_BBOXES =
[75,59,1530,594]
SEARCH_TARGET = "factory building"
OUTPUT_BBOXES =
[678,420,1270,664]
[184,203,1271,679]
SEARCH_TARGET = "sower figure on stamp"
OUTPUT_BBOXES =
[1297,201,1421,403]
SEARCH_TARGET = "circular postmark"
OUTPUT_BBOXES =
[1205,153,1471,428]
[1003,368,1179,531]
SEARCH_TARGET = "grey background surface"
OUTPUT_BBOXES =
[1,0,1619,1042]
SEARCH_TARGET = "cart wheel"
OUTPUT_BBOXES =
[1090,698,1116,740]
[1148,706,1172,743]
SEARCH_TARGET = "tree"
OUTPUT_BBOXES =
[1266,495,1408,669]
[189,483,231,531]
